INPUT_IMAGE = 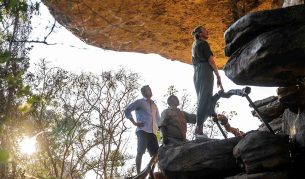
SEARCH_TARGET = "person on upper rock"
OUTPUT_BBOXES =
[191,25,224,139]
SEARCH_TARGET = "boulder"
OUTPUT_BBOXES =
[224,24,305,86]
[233,131,290,174]
[283,0,305,7]
[277,85,305,111]
[282,108,305,147]
[251,96,278,108]
[258,117,283,133]
[251,100,285,122]
[224,4,305,56]
[158,137,241,179]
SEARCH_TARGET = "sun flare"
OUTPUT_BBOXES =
[19,136,37,155]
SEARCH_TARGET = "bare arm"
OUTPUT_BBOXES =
[208,56,224,91]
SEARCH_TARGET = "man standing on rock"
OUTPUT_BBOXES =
[191,26,224,139]
[124,85,160,174]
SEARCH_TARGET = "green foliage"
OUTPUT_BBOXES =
[27,94,41,106]
[0,0,39,21]
[0,0,40,177]
[17,84,31,97]
[166,85,178,96]
[109,150,125,167]
[156,130,161,143]
[12,61,141,178]
[0,149,9,163]
[0,51,10,63]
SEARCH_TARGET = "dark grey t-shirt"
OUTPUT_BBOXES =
[192,39,213,66]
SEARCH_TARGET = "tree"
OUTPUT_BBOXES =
[18,60,140,178]
[0,0,40,177]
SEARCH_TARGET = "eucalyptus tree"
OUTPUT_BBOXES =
[20,60,139,178]
[0,0,40,177]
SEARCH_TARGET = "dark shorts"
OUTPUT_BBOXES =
[136,130,159,156]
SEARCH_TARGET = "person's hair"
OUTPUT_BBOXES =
[167,95,179,107]
[192,26,203,40]
[141,85,150,95]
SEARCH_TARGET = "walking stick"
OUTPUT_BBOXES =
[209,87,275,139]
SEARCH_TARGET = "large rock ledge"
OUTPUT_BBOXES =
[223,4,305,86]
[158,137,241,178]
[224,4,305,57]
[156,86,305,179]
[43,0,280,67]
[158,131,291,179]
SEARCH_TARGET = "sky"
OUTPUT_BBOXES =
[28,2,277,178]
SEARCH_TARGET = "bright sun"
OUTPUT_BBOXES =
[19,136,37,155]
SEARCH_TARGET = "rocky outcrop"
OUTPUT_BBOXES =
[252,83,305,143]
[223,4,305,86]
[233,131,290,174]
[282,108,305,147]
[283,0,305,7]
[43,0,283,67]
[224,4,305,57]
[158,138,241,179]
[251,97,285,122]
[158,131,291,179]
[277,85,305,112]
[258,117,283,133]
[121,1,305,178]
[156,3,305,179]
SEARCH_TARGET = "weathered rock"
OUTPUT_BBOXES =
[224,4,305,57]
[277,85,305,111]
[283,0,305,7]
[225,170,289,179]
[224,24,305,86]
[258,117,283,133]
[251,96,278,108]
[251,100,285,121]
[233,131,290,174]
[282,108,305,147]
[43,0,281,67]
[158,137,241,179]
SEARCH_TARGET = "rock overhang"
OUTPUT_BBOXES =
[43,0,280,68]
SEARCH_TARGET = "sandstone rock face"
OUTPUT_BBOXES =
[282,108,305,147]
[251,96,278,108]
[258,117,283,133]
[283,0,305,7]
[252,100,285,122]
[224,5,305,57]
[158,138,241,179]
[277,85,305,111]
[233,131,290,174]
[43,0,280,67]
[223,4,305,86]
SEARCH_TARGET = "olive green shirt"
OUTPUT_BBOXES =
[159,107,196,145]
[192,39,213,66]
